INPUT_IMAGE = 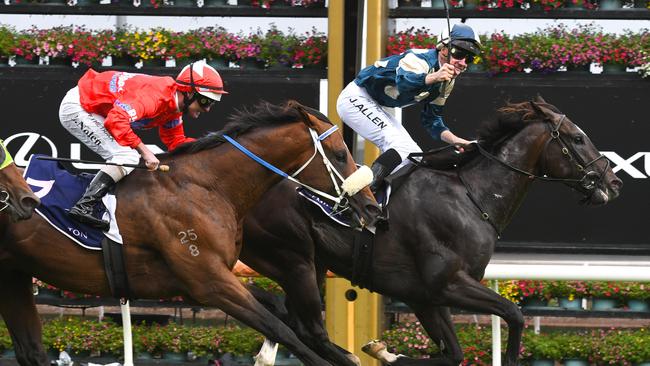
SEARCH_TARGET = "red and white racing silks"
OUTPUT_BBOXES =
[77,69,194,151]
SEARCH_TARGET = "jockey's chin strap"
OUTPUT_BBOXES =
[0,140,14,212]
[223,125,351,213]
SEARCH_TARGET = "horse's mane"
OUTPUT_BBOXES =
[420,99,559,169]
[476,100,559,149]
[169,100,308,156]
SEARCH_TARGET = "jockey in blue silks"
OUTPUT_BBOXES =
[336,23,482,194]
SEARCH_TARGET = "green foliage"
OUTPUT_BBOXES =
[0,322,12,352]
[0,26,17,58]
[383,321,650,364]
[218,326,264,356]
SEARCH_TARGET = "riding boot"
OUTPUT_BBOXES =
[68,171,115,231]
[369,149,402,196]
[369,149,402,228]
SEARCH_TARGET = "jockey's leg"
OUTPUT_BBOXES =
[59,86,139,230]
[369,148,402,195]
[68,170,115,230]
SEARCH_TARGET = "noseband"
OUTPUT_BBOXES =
[540,115,609,192]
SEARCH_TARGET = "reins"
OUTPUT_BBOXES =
[411,113,609,237]
[223,124,352,214]
[472,115,608,189]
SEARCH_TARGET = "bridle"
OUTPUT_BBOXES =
[457,113,609,236]
[473,114,608,191]
[222,124,354,215]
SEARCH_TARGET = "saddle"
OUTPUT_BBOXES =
[25,155,130,299]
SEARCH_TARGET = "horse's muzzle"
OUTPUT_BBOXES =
[10,193,40,221]
[582,175,622,206]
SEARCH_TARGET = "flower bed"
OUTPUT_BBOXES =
[0,25,327,69]
[495,279,650,310]
[381,321,650,365]
[396,0,649,10]
[387,25,650,76]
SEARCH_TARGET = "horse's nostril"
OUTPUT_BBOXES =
[21,195,40,211]
[610,179,623,191]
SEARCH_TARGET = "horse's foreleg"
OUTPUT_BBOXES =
[278,266,360,366]
[244,273,358,366]
[409,304,462,366]
[186,269,331,366]
[363,304,459,366]
[441,271,524,366]
[0,270,49,366]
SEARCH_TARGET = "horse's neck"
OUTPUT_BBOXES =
[461,126,548,231]
[200,125,310,218]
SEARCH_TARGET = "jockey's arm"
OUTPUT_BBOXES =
[158,118,196,151]
[103,103,145,148]
[395,53,429,93]
[421,104,470,150]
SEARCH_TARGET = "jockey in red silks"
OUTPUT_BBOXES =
[59,60,228,230]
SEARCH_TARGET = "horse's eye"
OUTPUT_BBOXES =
[573,135,584,144]
[335,151,348,163]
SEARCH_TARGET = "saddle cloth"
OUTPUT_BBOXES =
[24,155,123,250]
[297,187,351,227]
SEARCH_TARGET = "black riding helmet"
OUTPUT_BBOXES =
[439,24,482,61]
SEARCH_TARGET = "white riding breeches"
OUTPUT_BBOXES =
[336,82,422,168]
[59,86,139,179]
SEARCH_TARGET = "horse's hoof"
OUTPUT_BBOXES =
[362,339,386,356]
[346,353,362,366]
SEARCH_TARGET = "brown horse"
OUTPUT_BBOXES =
[0,139,39,221]
[0,101,379,366]
[239,97,623,366]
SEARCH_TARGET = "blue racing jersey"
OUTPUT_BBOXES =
[354,49,455,140]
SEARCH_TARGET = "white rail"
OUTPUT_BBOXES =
[484,254,650,366]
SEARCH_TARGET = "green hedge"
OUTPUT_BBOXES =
[0,317,263,357]
[381,321,650,365]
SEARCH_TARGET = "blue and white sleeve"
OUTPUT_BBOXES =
[421,103,448,140]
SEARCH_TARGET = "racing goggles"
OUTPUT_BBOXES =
[450,46,478,64]
[197,95,217,110]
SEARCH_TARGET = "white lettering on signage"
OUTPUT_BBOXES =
[601,151,650,179]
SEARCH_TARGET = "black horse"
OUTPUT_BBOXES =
[240,96,622,366]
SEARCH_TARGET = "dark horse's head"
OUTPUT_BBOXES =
[0,141,40,221]
[489,95,622,205]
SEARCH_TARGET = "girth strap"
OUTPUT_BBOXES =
[351,228,375,290]
[101,237,131,300]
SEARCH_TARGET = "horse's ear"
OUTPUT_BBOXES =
[529,100,545,117]
[288,100,317,128]
[533,94,547,104]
